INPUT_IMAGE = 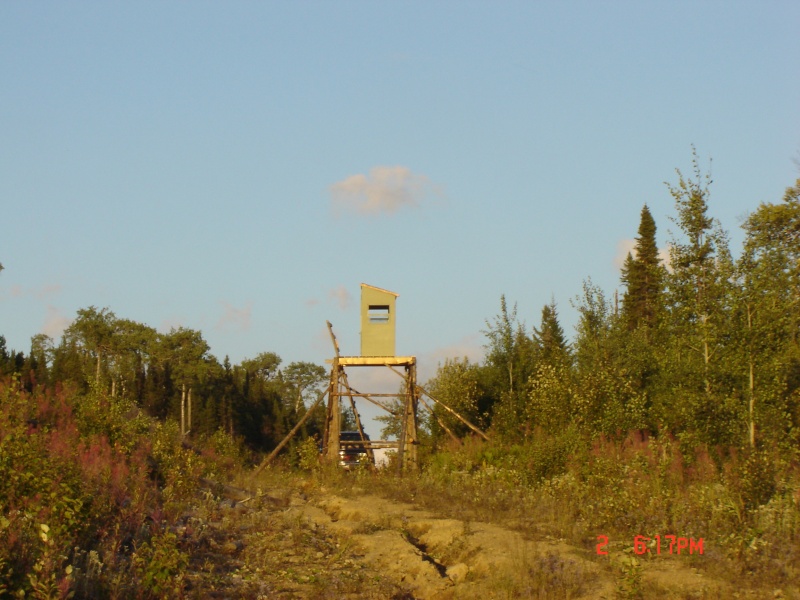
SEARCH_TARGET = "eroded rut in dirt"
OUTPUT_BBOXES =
[296,493,615,599]
[185,482,730,599]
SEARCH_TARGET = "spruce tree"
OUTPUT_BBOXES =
[621,204,664,331]
[533,300,570,367]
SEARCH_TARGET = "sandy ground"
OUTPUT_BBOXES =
[291,489,736,599]
[184,477,791,599]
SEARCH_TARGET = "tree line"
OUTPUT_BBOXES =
[0,312,327,454]
[425,154,800,454]
[3,151,799,457]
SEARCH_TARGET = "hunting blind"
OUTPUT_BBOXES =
[255,284,489,475]
[360,283,398,356]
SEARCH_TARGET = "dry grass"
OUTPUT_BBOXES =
[320,431,800,599]
[181,483,412,599]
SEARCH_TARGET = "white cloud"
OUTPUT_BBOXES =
[36,284,63,299]
[330,165,443,216]
[41,305,71,338]
[5,283,62,301]
[216,301,253,333]
[328,285,352,310]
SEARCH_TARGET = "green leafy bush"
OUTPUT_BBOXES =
[0,377,239,598]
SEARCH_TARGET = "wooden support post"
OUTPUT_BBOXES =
[345,380,375,464]
[253,388,329,476]
[402,363,419,471]
[326,360,341,462]
[322,322,422,473]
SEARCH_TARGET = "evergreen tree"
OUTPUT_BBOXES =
[0,336,10,376]
[617,205,666,419]
[621,205,665,331]
[533,300,570,367]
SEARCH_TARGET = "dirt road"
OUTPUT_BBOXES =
[184,476,734,599]
[299,491,612,599]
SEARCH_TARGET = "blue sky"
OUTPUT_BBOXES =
[2,1,799,397]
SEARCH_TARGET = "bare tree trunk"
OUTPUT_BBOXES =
[188,387,192,436]
[749,359,755,448]
[748,304,755,448]
[700,311,712,395]
[181,383,186,437]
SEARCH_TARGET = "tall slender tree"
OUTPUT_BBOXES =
[621,205,665,331]
[665,150,733,396]
[483,296,537,438]
[483,295,519,395]
[161,327,210,437]
[657,149,737,443]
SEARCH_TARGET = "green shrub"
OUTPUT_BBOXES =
[132,531,188,599]
[297,436,321,471]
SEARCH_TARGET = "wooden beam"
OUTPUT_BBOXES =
[253,388,328,475]
[329,356,416,367]
[386,365,490,441]
[419,395,460,445]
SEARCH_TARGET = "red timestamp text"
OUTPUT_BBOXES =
[596,535,704,556]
